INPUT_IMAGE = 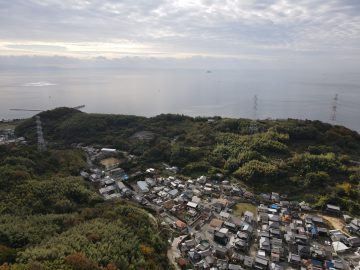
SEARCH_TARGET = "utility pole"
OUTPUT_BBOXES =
[249,94,258,133]
[35,116,46,151]
[331,93,338,122]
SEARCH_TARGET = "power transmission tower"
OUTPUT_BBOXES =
[249,94,258,133]
[35,116,46,151]
[330,93,338,122]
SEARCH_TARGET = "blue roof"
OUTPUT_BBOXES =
[312,260,322,267]
[326,261,334,268]
[311,225,318,235]
[271,204,279,209]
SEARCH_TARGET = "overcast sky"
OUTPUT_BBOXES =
[1,0,360,69]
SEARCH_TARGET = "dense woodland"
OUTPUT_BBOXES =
[3,107,360,268]
[0,144,171,269]
[15,108,360,216]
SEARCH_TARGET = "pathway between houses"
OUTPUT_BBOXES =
[167,235,186,270]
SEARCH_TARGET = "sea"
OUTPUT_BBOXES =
[0,68,359,132]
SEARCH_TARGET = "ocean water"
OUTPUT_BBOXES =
[0,68,359,132]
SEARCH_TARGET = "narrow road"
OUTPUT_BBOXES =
[167,235,186,270]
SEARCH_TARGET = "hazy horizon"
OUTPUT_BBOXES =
[1,0,360,131]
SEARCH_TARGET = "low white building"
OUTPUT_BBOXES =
[137,181,149,193]
[101,148,116,153]
[187,201,198,209]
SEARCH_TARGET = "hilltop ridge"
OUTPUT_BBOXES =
[15,107,360,215]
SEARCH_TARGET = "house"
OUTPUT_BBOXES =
[188,250,201,264]
[317,227,328,237]
[109,168,125,178]
[237,231,250,241]
[101,148,116,153]
[231,252,244,263]
[219,227,229,235]
[260,237,271,252]
[271,251,280,262]
[220,211,230,220]
[214,246,227,258]
[224,221,237,232]
[332,241,349,253]
[298,245,311,259]
[104,193,121,200]
[210,218,224,230]
[99,185,116,195]
[271,238,283,256]
[326,204,341,215]
[181,239,196,253]
[178,258,188,268]
[259,213,269,224]
[343,214,352,222]
[214,231,229,246]
[288,253,301,265]
[332,260,344,270]
[268,214,280,222]
[198,249,212,258]
[271,192,280,202]
[228,264,243,270]
[243,211,254,223]
[187,201,198,209]
[80,171,89,179]
[204,187,212,194]
[203,255,215,267]
[168,189,179,198]
[269,221,280,229]
[254,255,269,270]
[145,178,156,187]
[294,234,308,245]
[217,259,228,270]
[330,230,347,242]
[269,263,284,270]
[311,259,323,270]
[243,256,254,268]
[145,168,155,173]
[137,181,149,193]
[196,175,206,184]
[346,236,360,248]
[312,248,326,260]
[240,223,254,234]
[234,239,248,251]
[348,219,360,235]
[116,181,127,192]
[270,228,281,238]
[103,177,115,186]
[175,220,187,231]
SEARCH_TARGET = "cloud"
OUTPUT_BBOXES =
[0,0,359,64]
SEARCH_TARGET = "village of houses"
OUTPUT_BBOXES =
[78,146,360,270]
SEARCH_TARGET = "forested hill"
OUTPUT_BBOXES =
[16,107,360,215]
[0,143,171,269]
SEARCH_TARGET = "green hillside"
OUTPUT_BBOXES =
[15,108,360,215]
[0,143,170,270]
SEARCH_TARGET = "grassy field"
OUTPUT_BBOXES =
[233,202,257,218]
[99,157,121,169]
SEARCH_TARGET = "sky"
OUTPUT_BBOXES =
[0,0,360,69]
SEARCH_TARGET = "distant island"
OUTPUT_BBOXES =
[1,107,359,269]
